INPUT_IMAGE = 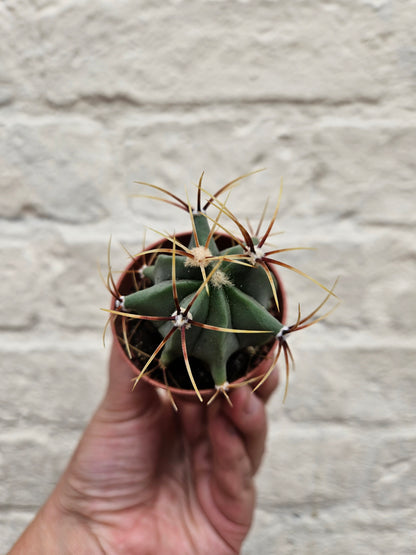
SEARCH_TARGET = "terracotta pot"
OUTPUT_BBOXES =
[111,232,287,402]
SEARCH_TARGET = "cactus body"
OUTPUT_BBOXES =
[122,212,284,387]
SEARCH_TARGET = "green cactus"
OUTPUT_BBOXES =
[106,174,337,404]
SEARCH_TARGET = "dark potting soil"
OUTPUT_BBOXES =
[116,313,276,391]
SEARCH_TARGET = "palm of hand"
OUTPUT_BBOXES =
[53,346,275,555]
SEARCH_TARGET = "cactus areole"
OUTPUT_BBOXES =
[110,212,287,401]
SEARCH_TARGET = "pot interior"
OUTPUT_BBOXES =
[111,232,286,395]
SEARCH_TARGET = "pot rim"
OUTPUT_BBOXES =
[110,231,287,401]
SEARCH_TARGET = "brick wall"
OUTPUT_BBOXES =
[1,1,415,553]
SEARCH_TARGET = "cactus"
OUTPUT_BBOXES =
[105,174,336,405]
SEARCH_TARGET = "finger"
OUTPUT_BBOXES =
[179,402,212,476]
[100,341,161,419]
[177,400,206,446]
[207,406,255,528]
[253,367,279,403]
[223,385,268,474]
[67,343,166,497]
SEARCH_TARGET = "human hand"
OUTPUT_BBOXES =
[10,344,277,555]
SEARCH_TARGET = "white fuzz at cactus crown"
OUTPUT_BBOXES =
[210,269,232,288]
[185,246,212,268]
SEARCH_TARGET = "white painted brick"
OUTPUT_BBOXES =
[244,506,416,555]
[1,0,416,550]
[280,347,416,425]
[0,1,42,103]
[4,1,392,106]
[259,123,416,228]
[120,118,416,235]
[0,171,33,219]
[0,430,79,507]
[257,427,368,506]
[311,124,416,185]
[0,244,39,329]
[302,124,416,226]
[370,433,416,509]
[0,512,35,553]
[0,232,119,333]
[280,229,416,337]
[0,349,106,426]
[45,239,113,331]
[120,117,317,230]
[0,118,113,223]
[361,232,416,335]
[267,236,364,329]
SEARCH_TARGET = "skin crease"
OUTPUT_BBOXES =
[10,344,278,555]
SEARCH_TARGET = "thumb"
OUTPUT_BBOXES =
[100,341,160,417]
